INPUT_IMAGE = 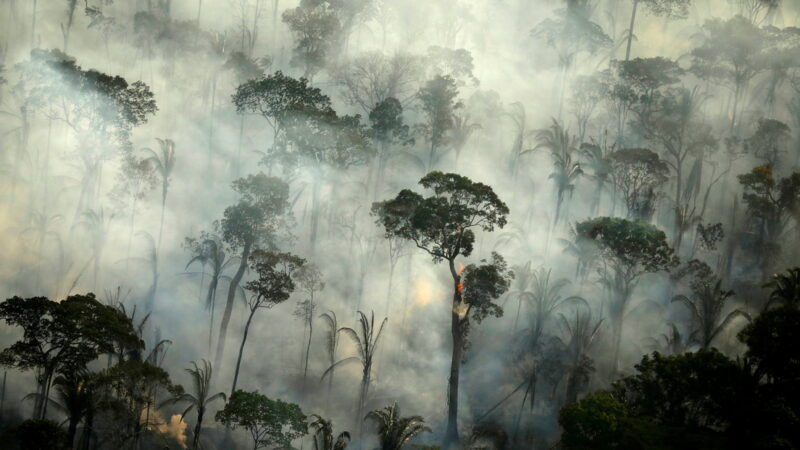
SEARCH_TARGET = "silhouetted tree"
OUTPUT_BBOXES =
[373,171,512,448]
[216,390,307,450]
[364,402,431,450]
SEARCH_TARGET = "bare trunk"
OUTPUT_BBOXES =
[215,241,252,369]
[625,0,639,61]
[443,260,464,449]
[231,307,256,396]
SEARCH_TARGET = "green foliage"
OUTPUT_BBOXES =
[575,217,678,275]
[232,71,332,131]
[365,402,431,450]
[461,252,513,324]
[282,1,341,78]
[640,0,692,19]
[372,171,509,263]
[739,305,800,384]
[245,250,305,308]
[16,48,157,151]
[559,392,628,450]
[737,165,800,248]
[218,173,291,251]
[744,119,791,165]
[0,293,140,377]
[216,390,307,450]
[309,414,350,450]
[6,419,70,450]
[417,75,462,160]
[369,97,411,147]
[612,350,740,428]
[764,267,800,308]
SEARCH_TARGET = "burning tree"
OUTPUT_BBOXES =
[372,171,513,448]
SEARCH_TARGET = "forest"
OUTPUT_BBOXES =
[0,0,799,449]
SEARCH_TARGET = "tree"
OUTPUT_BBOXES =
[672,278,750,349]
[319,311,345,404]
[575,218,678,371]
[184,233,234,354]
[160,360,226,450]
[624,0,691,61]
[579,140,614,216]
[216,390,307,450]
[332,52,422,114]
[416,75,463,171]
[612,349,741,429]
[7,419,70,450]
[231,250,304,395]
[0,294,139,420]
[322,310,386,435]
[744,118,791,166]
[214,174,291,370]
[609,148,670,221]
[143,137,176,251]
[560,307,604,404]
[101,359,180,448]
[369,96,412,198]
[559,392,628,450]
[309,414,351,450]
[232,71,333,157]
[372,171,512,447]
[282,0,341,80]
[293,264,324,396]
[690,16,770,133]
[364,402,431,450]
[737,165,800,276]
[535,120,583,225]
[531,2,612,119]
[764,266,800,308]
[16,49,157,217]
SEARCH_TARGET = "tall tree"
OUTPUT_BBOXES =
[575,217,678,371]
[282,0,341,80]
[231,250,304,395]
[623,0,691,61]
[214,174,291,369]
[672,279,750,349]
[293,263,323,396]
[160,360,226,450]
[372,171,513,448]
[416,75,462,171]
[143,137,176,252]
[322,310,386,435]
[535,120,583,225]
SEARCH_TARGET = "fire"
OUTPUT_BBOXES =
[456,263,465,296]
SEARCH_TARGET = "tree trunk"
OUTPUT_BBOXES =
[310,179,321,251]
[207,275,218,355]
[625,0,639,61]
[193,409,204,449]
[302,318,312,397]
[67,415,79,448]
[443,262,464,449]
[215,241,252,369]
[231,307,256,396]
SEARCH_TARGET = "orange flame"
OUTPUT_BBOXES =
[456,263,465,295]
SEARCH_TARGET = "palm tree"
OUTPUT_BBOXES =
[160,360,226,450]
[322,310,387,434]
[364,403,431,450]
[450,113,481,167]
[764,267,800,308]
[23,369,97,447]
[77,207,114,290]
[672,279,751,349]
[319,311,345,406]
[505,262,536,332]
[559,307,604,404]
[143,138,176,252]
[309,414,351,450]
[579,139,614,216]
[185,235,236,354]
[536,120,582,225]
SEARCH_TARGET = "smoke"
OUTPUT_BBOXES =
[0,0,799,448]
